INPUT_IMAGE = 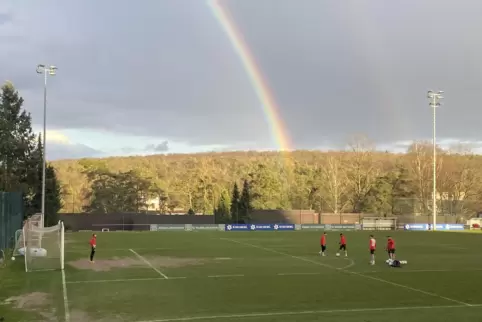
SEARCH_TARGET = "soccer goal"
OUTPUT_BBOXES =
[12,214,65,272]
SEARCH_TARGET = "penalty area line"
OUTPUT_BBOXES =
[135,304,482,322]
[129,249,169,279]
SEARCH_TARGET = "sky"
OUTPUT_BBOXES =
[1,0,482,160]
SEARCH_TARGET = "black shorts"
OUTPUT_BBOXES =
[321,245,326,252]
[388,249,395,254]
[370,249,375,255]
[339,244,346,251]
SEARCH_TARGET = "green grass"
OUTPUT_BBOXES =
[1,230,482,321]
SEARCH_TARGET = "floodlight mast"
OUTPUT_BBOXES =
[427,90,443,231]
[36,64,57,228]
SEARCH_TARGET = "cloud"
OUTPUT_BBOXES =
[45,130,71,145]
[47,142,103,160]
[35,129,103,160]
[145,141,169,152]
[1,0,482,157]
[0,13,12,25]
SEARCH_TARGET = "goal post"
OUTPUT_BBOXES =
[13,214,65,272]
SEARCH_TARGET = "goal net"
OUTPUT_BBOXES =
[12,214,65,272]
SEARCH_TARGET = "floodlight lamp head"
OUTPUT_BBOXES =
[36,64,45,74]
[48,66,57,75]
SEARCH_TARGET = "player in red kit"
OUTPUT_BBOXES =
[338,233,347,257]
[386,236,396,260]
[89,234,97,263]
[369,235,376,265]
[319,232,327,256]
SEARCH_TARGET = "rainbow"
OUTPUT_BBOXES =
[208,0,292,152]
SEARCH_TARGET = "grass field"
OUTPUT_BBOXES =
[1,230,482,322]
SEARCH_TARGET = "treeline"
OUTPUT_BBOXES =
[52,137,482,218]
[0,82,62,225]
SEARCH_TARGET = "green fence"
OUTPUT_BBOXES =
[0,192,24,251]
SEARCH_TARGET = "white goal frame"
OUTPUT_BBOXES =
[13,214,65,272]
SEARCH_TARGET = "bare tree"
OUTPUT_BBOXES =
[345,135,378,212]
[321,156,350,214]
[439,147,482,216]
[406,141,444,214]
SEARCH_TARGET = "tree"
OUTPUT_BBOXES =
[83,168,150,213]
[320,156,350,214]
[390,164,415,215]
[214,189,231,223]
[407,141,444,214]
[0,82,62,223]
[44,165,63,225]
[248,163,285,209]
[0,82,36,194]
[239,179,252,222]
[29,134,63,224]
[345,135,378,212]
[362,175,392,216]
[230,182,240,223]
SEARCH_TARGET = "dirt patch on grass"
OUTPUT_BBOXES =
[68,256,205,271]
[148,256,205,268]
[68,257,139,271]
[70,310,129,322]
[3,292,57,321]
[3,292,50,309]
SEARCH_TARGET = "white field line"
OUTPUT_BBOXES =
[129,249,169,279]
[67,277,187,284]
[221,238,471,306]
[66,247,174,252]
[65,267,482,285]
[61,269,71,322]
[340,258,355,270]
[277,272,320,276]
[136,304,482,322]
[208,274,244,278]
[366,268,482,274]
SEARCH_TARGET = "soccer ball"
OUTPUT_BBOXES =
[336,253,340,257]
[11,257,15,261]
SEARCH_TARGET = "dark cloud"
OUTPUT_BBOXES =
[145,141,169,152]
[1,0,482,152]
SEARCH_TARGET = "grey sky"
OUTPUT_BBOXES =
[1,0,482,159]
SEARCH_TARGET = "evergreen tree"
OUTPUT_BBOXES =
[230,182,240,223]
[44,165,62,226]
[239,179,252,222]
[214,190,231,223]
[0,82,63,222]
[0,82,36,193]
[28,134,62,224]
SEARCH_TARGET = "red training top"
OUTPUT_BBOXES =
[387,238,395,250]
[369,238,376,250]
[89,237,96,248]
[340,235,346,245]
[321,235,326,246]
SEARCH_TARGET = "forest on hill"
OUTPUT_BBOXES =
[51,138,482,219]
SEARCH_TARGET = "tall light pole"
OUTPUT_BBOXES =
[427,90,443,231]
[36,64,57,228]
